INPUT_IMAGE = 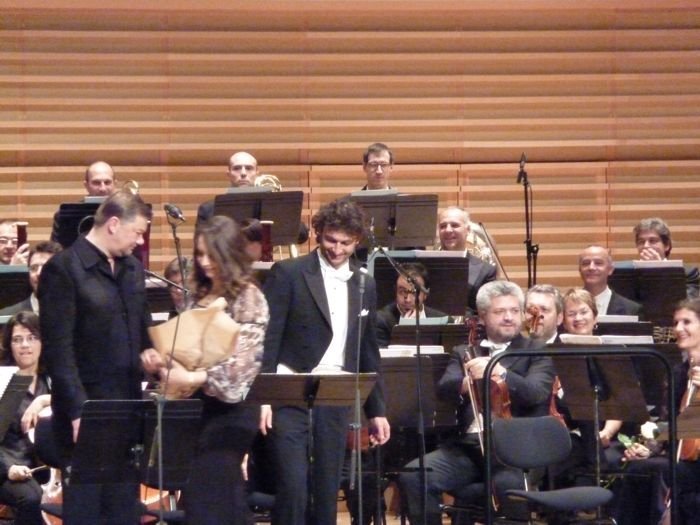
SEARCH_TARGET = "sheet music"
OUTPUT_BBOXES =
[632,259,683,268]
[381,345,444,357]
[0,366,19,395]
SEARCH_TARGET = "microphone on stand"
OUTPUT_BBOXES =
[164,203,186,225]
[517,152,527,184]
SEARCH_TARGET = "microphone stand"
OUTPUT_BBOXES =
[517,153,538,288]
[367,239,430,525]
[150,212,188,525]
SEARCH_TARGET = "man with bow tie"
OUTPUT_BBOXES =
[259,198,390,525]
[399,280,555,524]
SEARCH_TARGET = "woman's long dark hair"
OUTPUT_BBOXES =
[191,215,253,303]
[1,311,41,369]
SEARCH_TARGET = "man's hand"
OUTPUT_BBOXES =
[638,247,662,261]
[368,416,390,446]
[10,244,29,265]
[465,356,506,381]
[8,465,32,481]
[259,405,272,435]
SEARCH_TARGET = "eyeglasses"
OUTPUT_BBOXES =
[397,286,416,297]
[11,334,39,346]
[366,162,392,171]
[0,237,18,246]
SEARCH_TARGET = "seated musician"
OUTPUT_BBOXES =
[0,221,29,266]
[0,311,51,525]
[525,284,563,344]
[611,297,700,525]
[578,245,642,316]
[398,280,555,524]
[436,206,497,312]
[0,241,62,317]
[375,262,448,348]
[163,256,188,315]
[632,217,699,299]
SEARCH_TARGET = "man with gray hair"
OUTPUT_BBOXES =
[399,280,555,524]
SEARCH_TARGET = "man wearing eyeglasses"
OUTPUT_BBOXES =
[0,241,63,316]
[361,142,394,190]
[196,151,260,225]
[0,221,29,266]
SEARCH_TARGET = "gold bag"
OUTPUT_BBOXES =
[148,297,240,371]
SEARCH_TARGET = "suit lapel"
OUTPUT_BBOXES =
[303,252,332,328]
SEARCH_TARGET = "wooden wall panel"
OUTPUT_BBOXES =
[0,0,698,290]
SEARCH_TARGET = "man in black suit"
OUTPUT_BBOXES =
[38,190,162,524]
[633,217,699,298]
[259,198,390,525]
[578,245,642,316]
[399,280,555,524]
[375,262,448,347]
[437,206,497,312]
[0,240,62,316]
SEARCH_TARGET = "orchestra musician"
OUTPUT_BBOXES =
[38,190,162,524]
[375,262,448,348]
[0,312,51,525]
[578,245,642,317]
[633,217,700,299]
[361,142,394,190]
[398,280,555,524]
[612,297,700,525]
[436,206,497,312]
[158,215,269,525]
[0,221,29,266]
[525,284,564,344]
[259,198,390,525]
[0,241,63,317]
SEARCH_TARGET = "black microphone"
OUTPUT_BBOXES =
[517,152,527,184]
[164,203,186,223]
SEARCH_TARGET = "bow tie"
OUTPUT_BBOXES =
[321,265,354,282]
[480,340,509,354]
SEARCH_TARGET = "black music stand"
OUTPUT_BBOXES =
[213,190,304,247]
[349,192,438,250]
[610,264,687,326]
[0,265,30,309]
[70,399,201,487]
[369,251,471,316]
[0,372,33,441]
[549,351,649,497]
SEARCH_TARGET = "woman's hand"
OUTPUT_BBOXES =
[20,395,51,434]
[622,442,651,461]
[159,360,206,398]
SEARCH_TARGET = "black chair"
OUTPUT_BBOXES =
[492,416,614,524]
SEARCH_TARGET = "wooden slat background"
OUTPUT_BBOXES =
[0,0,698,289]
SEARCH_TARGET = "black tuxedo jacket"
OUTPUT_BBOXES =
[261,250,385,418]
[467,256,497,312]
[606,291,643,317]
[437,334,555,436]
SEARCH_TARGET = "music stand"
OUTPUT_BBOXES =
[390,324,468,353]
[0,265,30,309]
[0,372,33,441]
[368,251,470,316]
[70,399,202,486]
[213,190,304,247]
[349,192,438,250]
[609,264,686,326]
[549,350,649,496]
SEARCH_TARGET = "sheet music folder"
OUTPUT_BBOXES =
[245,372,377,408]
[0,369,32,441]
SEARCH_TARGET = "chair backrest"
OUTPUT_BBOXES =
[492,416,571,470]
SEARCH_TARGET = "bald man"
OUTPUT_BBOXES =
[196,151,260,226]
[83,161,116,197]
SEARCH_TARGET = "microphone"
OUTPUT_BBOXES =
[367,217,377,249]
[359,266,368,294]
[164,203,186,223]
[517,152,527,184]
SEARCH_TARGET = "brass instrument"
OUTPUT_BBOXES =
[122,179,140,195]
